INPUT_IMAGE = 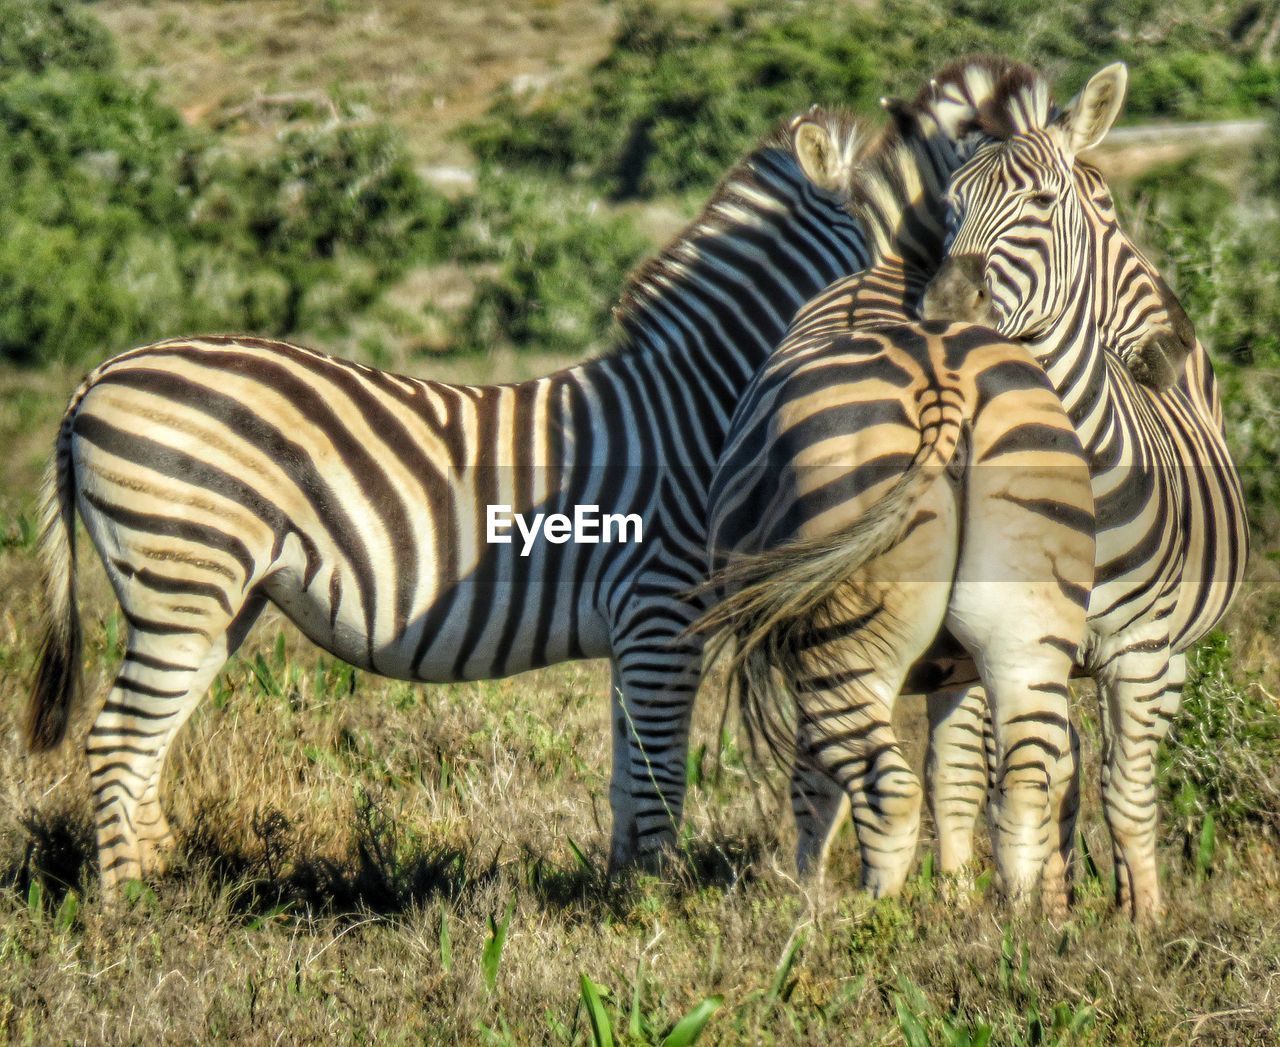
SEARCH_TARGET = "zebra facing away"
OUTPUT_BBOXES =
[700,308,1097,906]
[26,112,873,893]
[918,63,1249,921]
[699,59,1227,914]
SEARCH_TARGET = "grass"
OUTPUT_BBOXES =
[2,362,1279,1045]
[2,2,1279,1041]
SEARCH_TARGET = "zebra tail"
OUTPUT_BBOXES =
[27,415,82,752]
[693,415,962,762]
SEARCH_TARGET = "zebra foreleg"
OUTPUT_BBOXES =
[605,647,700,874]
[1096,636,1178,922]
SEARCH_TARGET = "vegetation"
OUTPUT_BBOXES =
[6,0,1280,369]
[1,1,1279,1043]
[0,0,642,367]
[0,2,442,364]
[448,172,650,355]
[1,532,1278,1043]
[1159,632,1280,858]
[1118,112,1280,534]
[465,0,1280,198]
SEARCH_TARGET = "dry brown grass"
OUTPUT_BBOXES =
[2,360,1279,1045]
[2,5,1278,1041]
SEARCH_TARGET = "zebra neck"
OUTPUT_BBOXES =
[1024,287,1114,444]
[600,153,867,428]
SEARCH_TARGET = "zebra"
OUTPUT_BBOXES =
[918,61,1249,921]
[26,110,875,893]
[696,59,1218,912]
[699,312,1096,905]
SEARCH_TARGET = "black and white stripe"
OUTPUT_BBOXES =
[699,59,1242,916]
[27,112,873,891]
[921,62,1248,921]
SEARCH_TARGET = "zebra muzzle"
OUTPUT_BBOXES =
[920,254,996,328]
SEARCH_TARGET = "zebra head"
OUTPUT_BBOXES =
[920,63,1129,341]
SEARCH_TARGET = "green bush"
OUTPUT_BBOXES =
[465,3,888,199]
[1160,632,1280,852]
[463,0,1280,200]
[0,3,456,365]
[0,0,115,79]
[229,122,451,272]
[0,1,644,364]
[449,172,650,354]
[1122,151,1280,530]
[201,121,454,337]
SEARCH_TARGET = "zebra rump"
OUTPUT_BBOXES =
[694,429,959,764]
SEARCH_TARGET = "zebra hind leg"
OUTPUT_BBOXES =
[924,683,990,877]
[1042,717,1081,916]
[794,583,955,897]
[89,595,266,895]
[971,651,1073,912]
[790,738,850,880]
[792,686,923,898]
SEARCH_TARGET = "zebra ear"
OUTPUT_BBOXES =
[1055,62,1127,156]
[793,119,846,192]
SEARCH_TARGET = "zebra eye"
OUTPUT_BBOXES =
[1027,191,1057,209]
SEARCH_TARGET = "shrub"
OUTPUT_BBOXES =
[0,5,455,365]
[465,3,888,199]
[229,122,452,272]
[1160,632,1280,852]
[448,172,650,354]
[204,121,455,337]
[0,0,116,79]
[462,0,1280,200]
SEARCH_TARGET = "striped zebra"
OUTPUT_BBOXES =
[26,112,874,893]
[920,61,1248,920]
[700,313,1096,904]
[697,60,1219,911]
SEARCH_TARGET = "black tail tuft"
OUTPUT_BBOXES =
[26,424,83,752]
[27,614,82,752]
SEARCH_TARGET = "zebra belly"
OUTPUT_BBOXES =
[260,540,614,683]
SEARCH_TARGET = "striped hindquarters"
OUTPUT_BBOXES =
[700,319,1094,758]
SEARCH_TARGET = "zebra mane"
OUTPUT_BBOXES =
[611,107,871,353]
[919,58,1198,388]
[921,55,1054,146]
[844,57,1054,271]
[844,105,953,267]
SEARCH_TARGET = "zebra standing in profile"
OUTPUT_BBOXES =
[27,112,875,892]
[920,61,1248,920]
[701,59,1228,911]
